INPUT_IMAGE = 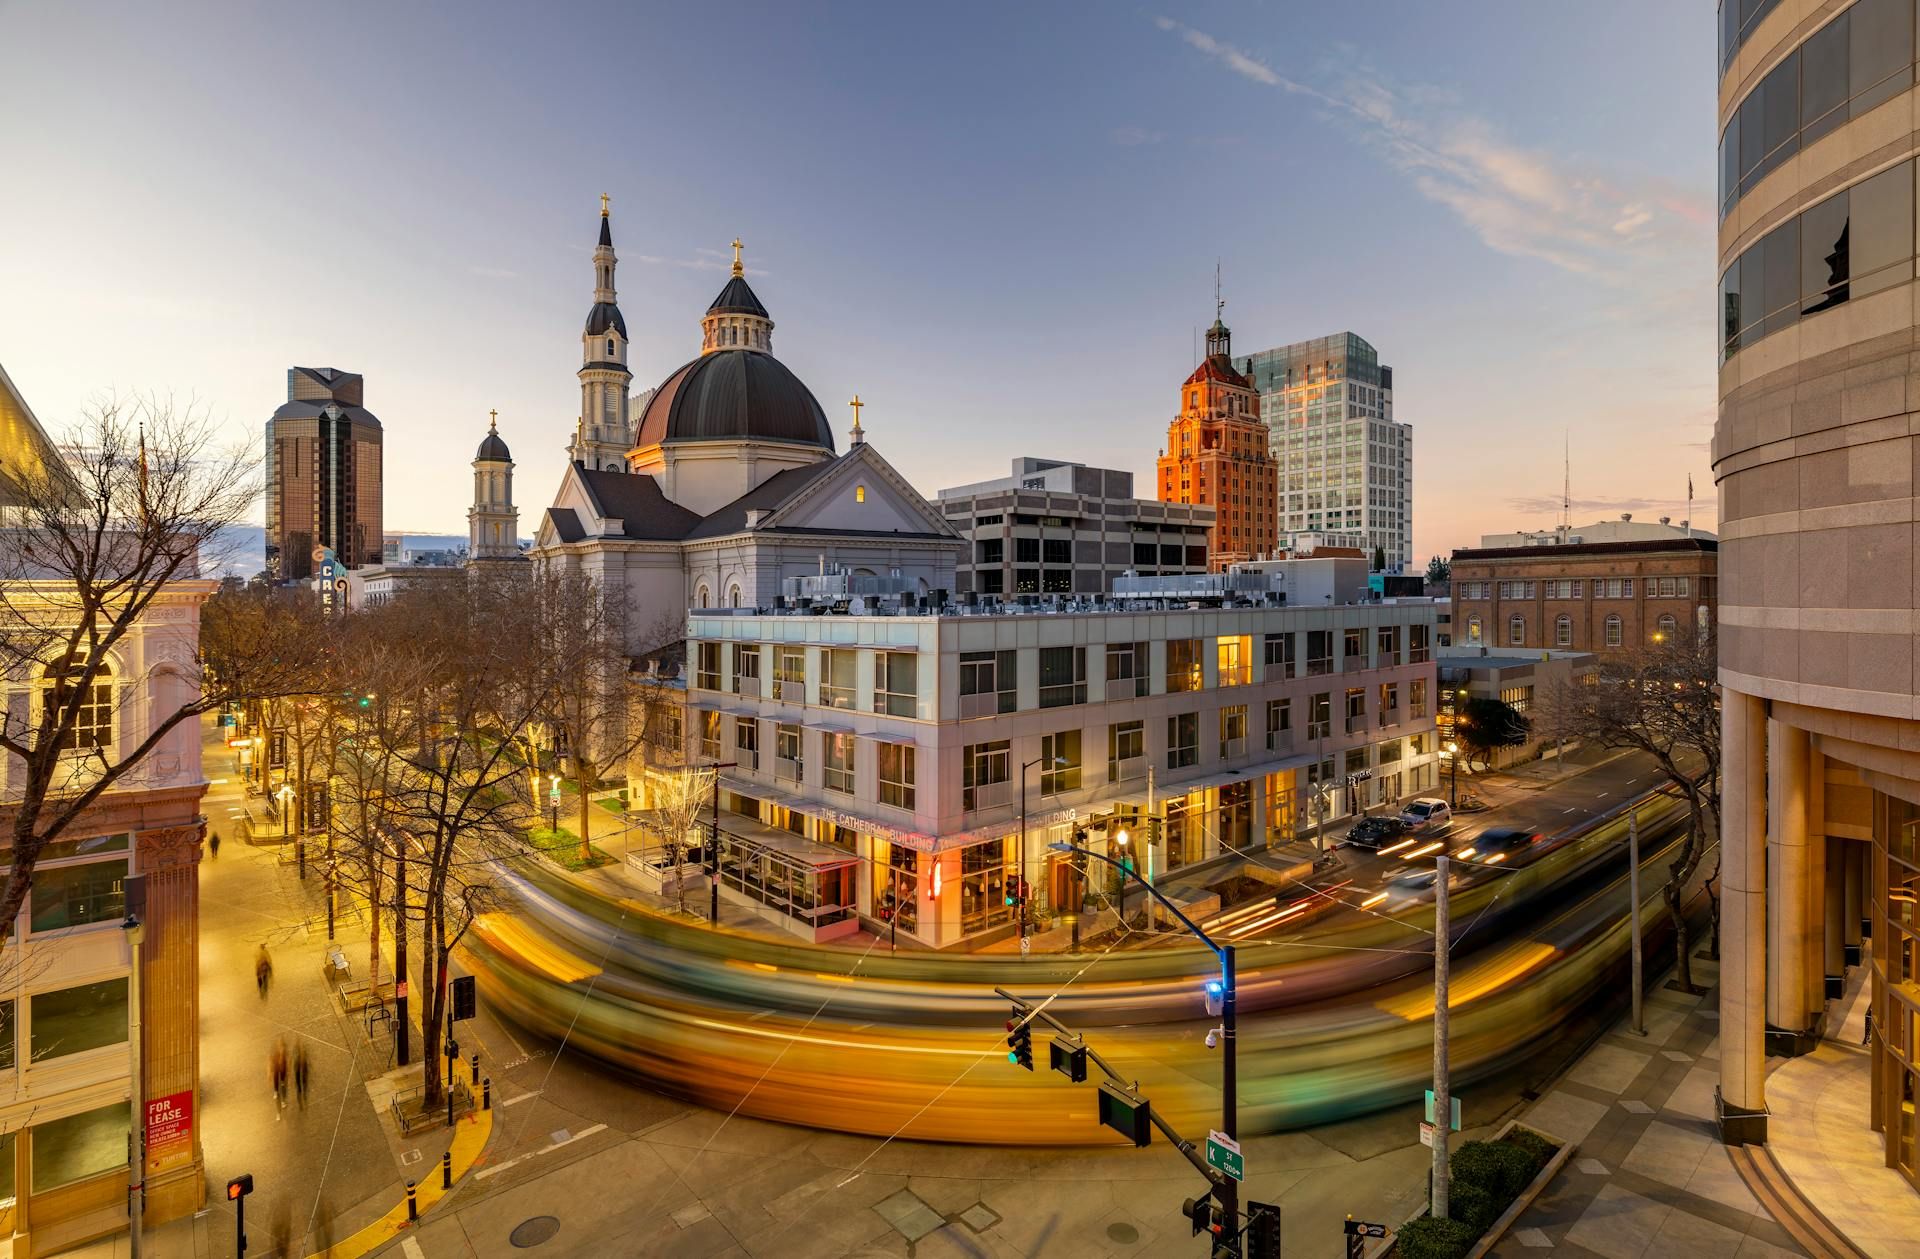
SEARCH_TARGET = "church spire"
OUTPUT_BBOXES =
[573,196,634,472]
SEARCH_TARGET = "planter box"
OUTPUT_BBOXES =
[1372,1120,1573,1259]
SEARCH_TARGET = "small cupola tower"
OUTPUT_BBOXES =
[470,409,523,562]
[570,195,636,472]
[700,239,775,355]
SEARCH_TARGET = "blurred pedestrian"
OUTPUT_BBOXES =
[311,1196,335,1256]
[208,830,221,860]
[255,943,273,997]
[293,1040,310,1109]
[269,1037,289,1114]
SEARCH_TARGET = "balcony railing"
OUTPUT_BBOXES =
[1109,754,1146,783]
[775,757,803,785]
[1220,736,1246,761]
[1346,715,1368,735]
[1266,732,1294,754]
[776,680,805,704]
[820,685,857,710]
[959,691,1011,719]
[1306,658,1332,677]
[732,675,759,696]
[874,691,916,718]
[1218,665,1252,687]
[963,780,1011,812]
[1037,682,1087,709]
[1262,662,1293,683]
[1381,708,1400,728]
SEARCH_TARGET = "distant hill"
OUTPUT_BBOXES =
[204,526,519,578]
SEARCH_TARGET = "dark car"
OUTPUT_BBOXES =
[1344,815,1410,850]
[1466,827,1540,863]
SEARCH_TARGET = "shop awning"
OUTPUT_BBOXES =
[1100,752,1317,808]
[714,806,858,870]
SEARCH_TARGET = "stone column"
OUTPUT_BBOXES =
[1804,739,1828,1023]
[1717,687,1769,1144]
[1844,840,1864,965]
[135,822,206,1223]
[1766,719,1816,1053]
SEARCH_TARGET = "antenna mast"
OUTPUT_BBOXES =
[1561,432,1571,538]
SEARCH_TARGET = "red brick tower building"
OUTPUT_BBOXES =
[1156,311,1277,569]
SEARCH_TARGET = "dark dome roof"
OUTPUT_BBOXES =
[585,301,627,337]
[476,428,512,461]
[636,349,834,450]
[707,275,769,318]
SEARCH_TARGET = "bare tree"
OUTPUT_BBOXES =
[1540,630,1720,992]
[0,398,316,953]
[330,572,549,1107]
[643,764,714,915]
[533,570,664,864]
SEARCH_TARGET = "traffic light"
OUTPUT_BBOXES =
[1181,1191,1219,1238]
[1147,815,1163,847]
[1096,1081,1151,1146]
[1049,1034,1087,1083]
[226,1174,253,1201]
[1005,1007,1033,1070]
[1246,1202,1282,1259]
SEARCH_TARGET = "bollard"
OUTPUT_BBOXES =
[405,1181,417,1222]
[442,1149,452,1189]
[470,1051,479,1082]
[482,1077,491,1110]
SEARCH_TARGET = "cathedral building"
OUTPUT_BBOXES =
[529,201,963,653]
[1155,309,1278,570]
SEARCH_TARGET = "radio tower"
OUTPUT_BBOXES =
[1560,432,1571,541]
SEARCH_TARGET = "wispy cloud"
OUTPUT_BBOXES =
[633,253,767,276]
[1506,494,1716,518]
[1152,17,1710,282]
[1110,125,1164,146]
[468,264,518,280]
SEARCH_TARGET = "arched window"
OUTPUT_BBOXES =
[728,585,742,607]
[1554,614,1572,648]
[606,337,614,357]
[44,652,111,752]
[1466,615,1482,644]
[855,486,867,503]
[696,585,711,608]
[1507,614,1524,646]
[1656,613,1677,641]
[1604,614,1623,647]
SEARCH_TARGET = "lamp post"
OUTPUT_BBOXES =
[702,761,738,927]
[122,908,146,1259]
[546,773,561,835]
[1112,827,1130,924]
[1017,756,1068,948]
[1050,839,1239,1247]
[1444,740,1460,809]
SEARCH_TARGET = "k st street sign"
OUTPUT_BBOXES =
[1204,1130,1243,1181]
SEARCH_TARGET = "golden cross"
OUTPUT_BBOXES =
[489,408,498,429]
[848,394,863,427]
[731,238,744,277]
[600,193,610,216]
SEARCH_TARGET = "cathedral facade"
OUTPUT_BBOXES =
[520,202,962,653]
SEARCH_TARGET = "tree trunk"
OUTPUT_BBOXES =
[394,844,410,1066]
[1665,880,1693,994]
[578,772,593,865]
[424,927,447,1109]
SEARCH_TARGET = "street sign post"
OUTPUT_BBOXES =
[1419,1121,1436,1148]
[1345,1217,1389,1259]
[1205,1130,1243,1181]
[1424,1090,1462,1131]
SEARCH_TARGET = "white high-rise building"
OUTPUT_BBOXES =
[1242,332,1411,571]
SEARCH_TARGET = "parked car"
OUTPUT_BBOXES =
[1465,827,1539,863]
[1343,815,1410,850]
[1399,798,1453,833]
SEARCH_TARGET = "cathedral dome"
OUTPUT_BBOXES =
[584,301,627,338]
[476,428,512,462]
[707,275,769,318]
[635,349,834,450]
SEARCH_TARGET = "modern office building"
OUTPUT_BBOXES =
[1241,332,1411,570]
[1448,537,1718,653]
[937,458,1215,596]
[684,577,1438,947]
[0,362,215,1253]
[264,367,384,580]
[1155,313,1278,569]
[1716,0,1920,1190]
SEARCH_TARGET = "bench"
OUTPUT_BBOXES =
[323,948,351,983]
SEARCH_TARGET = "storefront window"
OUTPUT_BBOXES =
[1164,797,1200,870]
[30,979,127,1062]
[31,1101,128,1192]
[1219,782,1251,853]
[1266,774,1296,845]
[877,843,919,933]
[959,838,1013,935]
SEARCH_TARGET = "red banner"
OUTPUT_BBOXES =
[146,1090,192,1158]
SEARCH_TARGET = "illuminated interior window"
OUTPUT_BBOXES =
[855,485,867,503]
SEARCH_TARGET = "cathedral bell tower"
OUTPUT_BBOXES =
[470,410,523,562]
[569,195,636,471]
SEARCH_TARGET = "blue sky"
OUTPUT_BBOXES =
[0,2,1715,560]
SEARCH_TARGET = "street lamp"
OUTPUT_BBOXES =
[1048,838,1241,1245]
[1111,828,1130,922]
[1017,755,1068,949]
[546,773,561,834]
[1443,740,1460,809]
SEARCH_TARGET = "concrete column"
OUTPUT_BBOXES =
[1844,840,1864,964]
[1766,720,1816,1052]
[1717,687,1769,1144]
[135,823,207,1222]
[1805,739,1829,1022]
[1824,839,1847,998]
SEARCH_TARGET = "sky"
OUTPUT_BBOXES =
[0,2,1716,561]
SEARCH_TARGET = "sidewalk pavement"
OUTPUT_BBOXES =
[1486,952,1918,1259]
